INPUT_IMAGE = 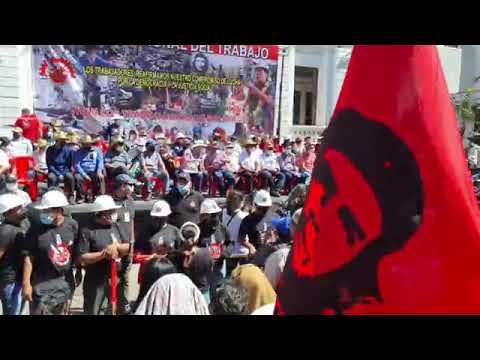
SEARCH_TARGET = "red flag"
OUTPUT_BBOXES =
[276,45,480,314]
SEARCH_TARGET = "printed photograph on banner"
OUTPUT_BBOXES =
[32,45,279,140]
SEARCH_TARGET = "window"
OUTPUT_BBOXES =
[294,66,318,126]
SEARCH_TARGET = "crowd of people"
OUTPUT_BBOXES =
[0,108,316,315]
[0,108,321,204]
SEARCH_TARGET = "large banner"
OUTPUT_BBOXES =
[32,45,279,140]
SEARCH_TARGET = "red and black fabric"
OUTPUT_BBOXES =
[276,45,480,315]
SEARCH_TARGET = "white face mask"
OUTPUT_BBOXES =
[6,184,17,192]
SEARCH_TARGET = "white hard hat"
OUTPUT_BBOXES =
[254,190,272,207]
[150,200,172,217]
[180,222,200,243]
[0,193,25,214]
[35,190,69,210]
[200,199,222,214]
[176,132,186,139]
[90,195,121,213]
[112,115,124,121]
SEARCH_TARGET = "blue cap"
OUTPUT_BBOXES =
[114,174,135,188]
[176,171,191,182]
[271,217,290,238]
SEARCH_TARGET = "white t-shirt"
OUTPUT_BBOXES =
[9,138,33,157]
[260,152,280,172]
[222,208,248,245]
[33,150,47,170]
[240,151,260,172]
[264,247,291,290]
[0,149,10,168]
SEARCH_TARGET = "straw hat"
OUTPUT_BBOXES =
[11,127,23,134]
[35,139,48,148]
[81,135,96,145]
[54,131,69,141]
[192,140,207,149]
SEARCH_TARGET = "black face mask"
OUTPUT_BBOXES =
[255,207,269,218]
[205,215,220,228]
[153,218,168,229]
[12,133,20,140]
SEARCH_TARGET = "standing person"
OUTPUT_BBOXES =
[104,136,130,180]
[9,127,33,157]
[77,195,130,315]
[143,141,169,198]
[238,190,278,258]
[259,142,285,197]
[208,279,250,315]
[164,171,204,229]
[21,190,79,315]
[14,108,43,144]
[73,135,105,203]
[0,194,28,315]
[134,273,209,315]
[297,143,316,185]
[279,141,299,190]
[198,199,229,296]
[204,143,234,197]
[111,174,136,314]
[222,190,249,274]
[238,139,261,193]
[2,176,32,207]
[46,132,75,203]
[33,139,49,180]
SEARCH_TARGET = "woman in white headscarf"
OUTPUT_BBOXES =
[134,273,209,315]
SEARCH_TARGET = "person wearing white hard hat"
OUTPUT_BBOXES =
[0,193,28,314]
[2,175,32,207]
[22,190,79,315]
[238,189,279,258]
[198,199,229,298]
[77,195,130,315]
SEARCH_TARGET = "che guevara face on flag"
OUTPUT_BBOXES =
[277,108,424,314]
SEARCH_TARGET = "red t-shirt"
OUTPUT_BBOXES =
[15,114,42,143]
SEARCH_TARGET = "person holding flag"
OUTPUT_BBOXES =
[276,45,480,315]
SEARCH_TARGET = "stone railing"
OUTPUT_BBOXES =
[289,125,326,139]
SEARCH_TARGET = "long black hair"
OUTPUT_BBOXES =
[136,257,177,308]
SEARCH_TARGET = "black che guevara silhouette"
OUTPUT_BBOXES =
[277,108,424,314]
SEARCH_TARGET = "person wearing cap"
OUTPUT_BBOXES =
[181,140,207,193]
[198,199,229,294]
[164,170,204,229]
[14,108,43,144]
[204,142,235,197]
[77,195,130,315]
[172,132,187,157]
[292,137,305,156]
[238,190,279,258]
[238,138,261,193]
[46,132,75,202]
[9,126,33,157]
[279,141,300,191]
[0,193,29,314]
[141,140,169,198]
[2,175,32,207]
[297,142,317,186]
[259,141,285,197]
[21,190,79,315]
[73,135,106,203]
[33,138,49,179]
[111,173,136,313]
[105,136,130,179]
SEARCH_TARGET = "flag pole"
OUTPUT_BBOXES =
[111,258,118,315]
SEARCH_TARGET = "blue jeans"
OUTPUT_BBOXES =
[259,170,286,193]
[214,170,235,195]
[299,171,312,185]
[191,171,208,192]
[0,281,23,315]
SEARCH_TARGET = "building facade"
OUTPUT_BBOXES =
[0,45,463,138]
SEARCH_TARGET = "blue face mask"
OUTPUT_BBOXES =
[176,183,190,195]
[40,213,54,225]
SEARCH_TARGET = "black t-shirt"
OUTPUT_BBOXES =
[78,221,130,283]
[0,222,25,284]
[164,190,204,229]
[238,211,279,250]
[22,217,79,286]
[136,223,183,254]
[198,222,229,248]
[185,248,213,293]
[113,197,135,244]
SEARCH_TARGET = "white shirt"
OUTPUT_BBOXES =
[222,208,248,244]
[260,152,280,172]
[0,149,10,168]
[264,247,291,290]
[9,138,33,157]
[240,151,260,172]
[33,150,47,170]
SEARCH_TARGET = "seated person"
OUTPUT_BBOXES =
[46,131,75,202]
[237,139,261,193]
[183,141,207,193]
[73,135,105,203]
[104,136,130,179]
[159,143,178,182]
[259,142,285,197]
[142,141,169,197]
[279,142,300,190]
[33,139,49,179]
[223,142,240,174]
[297,143,316,185]
[204,142,234,196]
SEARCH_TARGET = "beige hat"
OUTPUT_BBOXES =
[35,139,48,148]
[12,127,23,133]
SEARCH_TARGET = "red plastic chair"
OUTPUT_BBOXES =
[208,170,219,197]
[10,156,38,201]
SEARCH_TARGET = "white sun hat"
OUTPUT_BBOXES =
[176,132,186,140]
[90,195,122,213]
[254,189,272,207]
[0,193,25,214]
[200,199,222,214]
[150,200,172,217]
[35,190,69,210]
